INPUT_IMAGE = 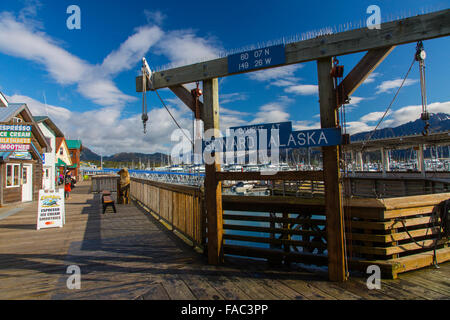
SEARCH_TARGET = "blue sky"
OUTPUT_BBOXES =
[0,0,449,155]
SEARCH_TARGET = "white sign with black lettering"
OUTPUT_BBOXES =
[37,189,65,230]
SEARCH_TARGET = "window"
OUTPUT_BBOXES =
[6,164,21,187]
[22,167,27,184]
[60,147,63,155]
[12,117,23,124]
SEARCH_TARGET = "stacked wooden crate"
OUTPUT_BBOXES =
[346,193,450,278]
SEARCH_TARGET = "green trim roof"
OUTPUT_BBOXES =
[33,116,48,122]
[33,116,65,138]
[55,159,67,167]
[66,140,82,150]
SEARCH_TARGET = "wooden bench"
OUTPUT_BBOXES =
[101,191,116,214]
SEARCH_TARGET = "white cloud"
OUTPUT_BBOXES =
[0,12,88,84]
[363,72,381,84]
[345,121,375,135]
[144,10,166,25]
[77,79,135,107]
[100,25,164,76]
[284,84,318,95]
[220,106,250,117]
[248,65,302,83]
[387,101,450,126]
[7,93,193,156]
[7,94,71,124]
[155,29,222,68]
[0,5,230,155]
[18,0,43,29]
[0,11,142,107]
[376,78,418,93]
[220,114,248,129]
[351,101,450,135]
[220,93,248,105]
[347,96,365,106]
[250,103,290,124]
[293,120,320,131]
[359,111,390,123]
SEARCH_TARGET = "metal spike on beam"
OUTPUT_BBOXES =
[138,9,450,90]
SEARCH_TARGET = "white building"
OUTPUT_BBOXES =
[33,116,64,191]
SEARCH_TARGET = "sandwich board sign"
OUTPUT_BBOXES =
[37,189,65,230]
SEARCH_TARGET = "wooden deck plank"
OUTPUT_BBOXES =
[160,273,197,300]
[199,265,252,300]
[1,180,449,300]
[177,270,225,300]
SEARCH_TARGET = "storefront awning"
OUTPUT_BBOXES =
[55,159,67,167]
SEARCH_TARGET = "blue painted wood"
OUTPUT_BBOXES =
[286,128,343,148]
[227,45,286,74]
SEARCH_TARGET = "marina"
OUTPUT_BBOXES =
[0,2,449,305]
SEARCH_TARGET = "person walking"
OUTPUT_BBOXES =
[64,172,72,199]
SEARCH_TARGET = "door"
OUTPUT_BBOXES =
[22,164,33,202]
[42,166,52,190]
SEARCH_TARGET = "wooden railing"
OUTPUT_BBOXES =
[222,195,329,266]
[130,178,205,248]
[223,193,450,278]
[271,175,450,198]
[91,175,120,193]
[125,176,449,278]
[345,176,450,198]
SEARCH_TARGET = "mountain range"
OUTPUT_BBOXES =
[81,113,450,162]
[81,149,170,164]
[351,113,450,141]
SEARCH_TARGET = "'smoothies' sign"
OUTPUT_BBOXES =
[0,124,32,151]
[0,144,30,151]
[37,189,65,230]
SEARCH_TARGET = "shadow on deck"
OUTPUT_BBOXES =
[0,181,448,300]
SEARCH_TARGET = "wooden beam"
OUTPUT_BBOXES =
[216,170,324,181]
[346,131,450,152]
[339,46,395,99]
[135,79,204,115]
[224,244,328,266]
[317,57,347,282]
[203,78,224,265]
[168,85,203,114]
[140,10,450,89]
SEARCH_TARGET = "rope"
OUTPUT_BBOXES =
[141,61,193,145]
[396,200,449,268]
[332,57,350,279]
[154,89,194,146]
[142,74,149,133]
[361,56,416,150]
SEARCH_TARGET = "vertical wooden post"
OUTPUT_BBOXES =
[317,58,347,282]
[202,78,224,265]
[418,144,426,177]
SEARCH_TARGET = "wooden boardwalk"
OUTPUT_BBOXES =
[0,181,448,300]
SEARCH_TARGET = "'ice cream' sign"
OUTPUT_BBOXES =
[37,189,65,230]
